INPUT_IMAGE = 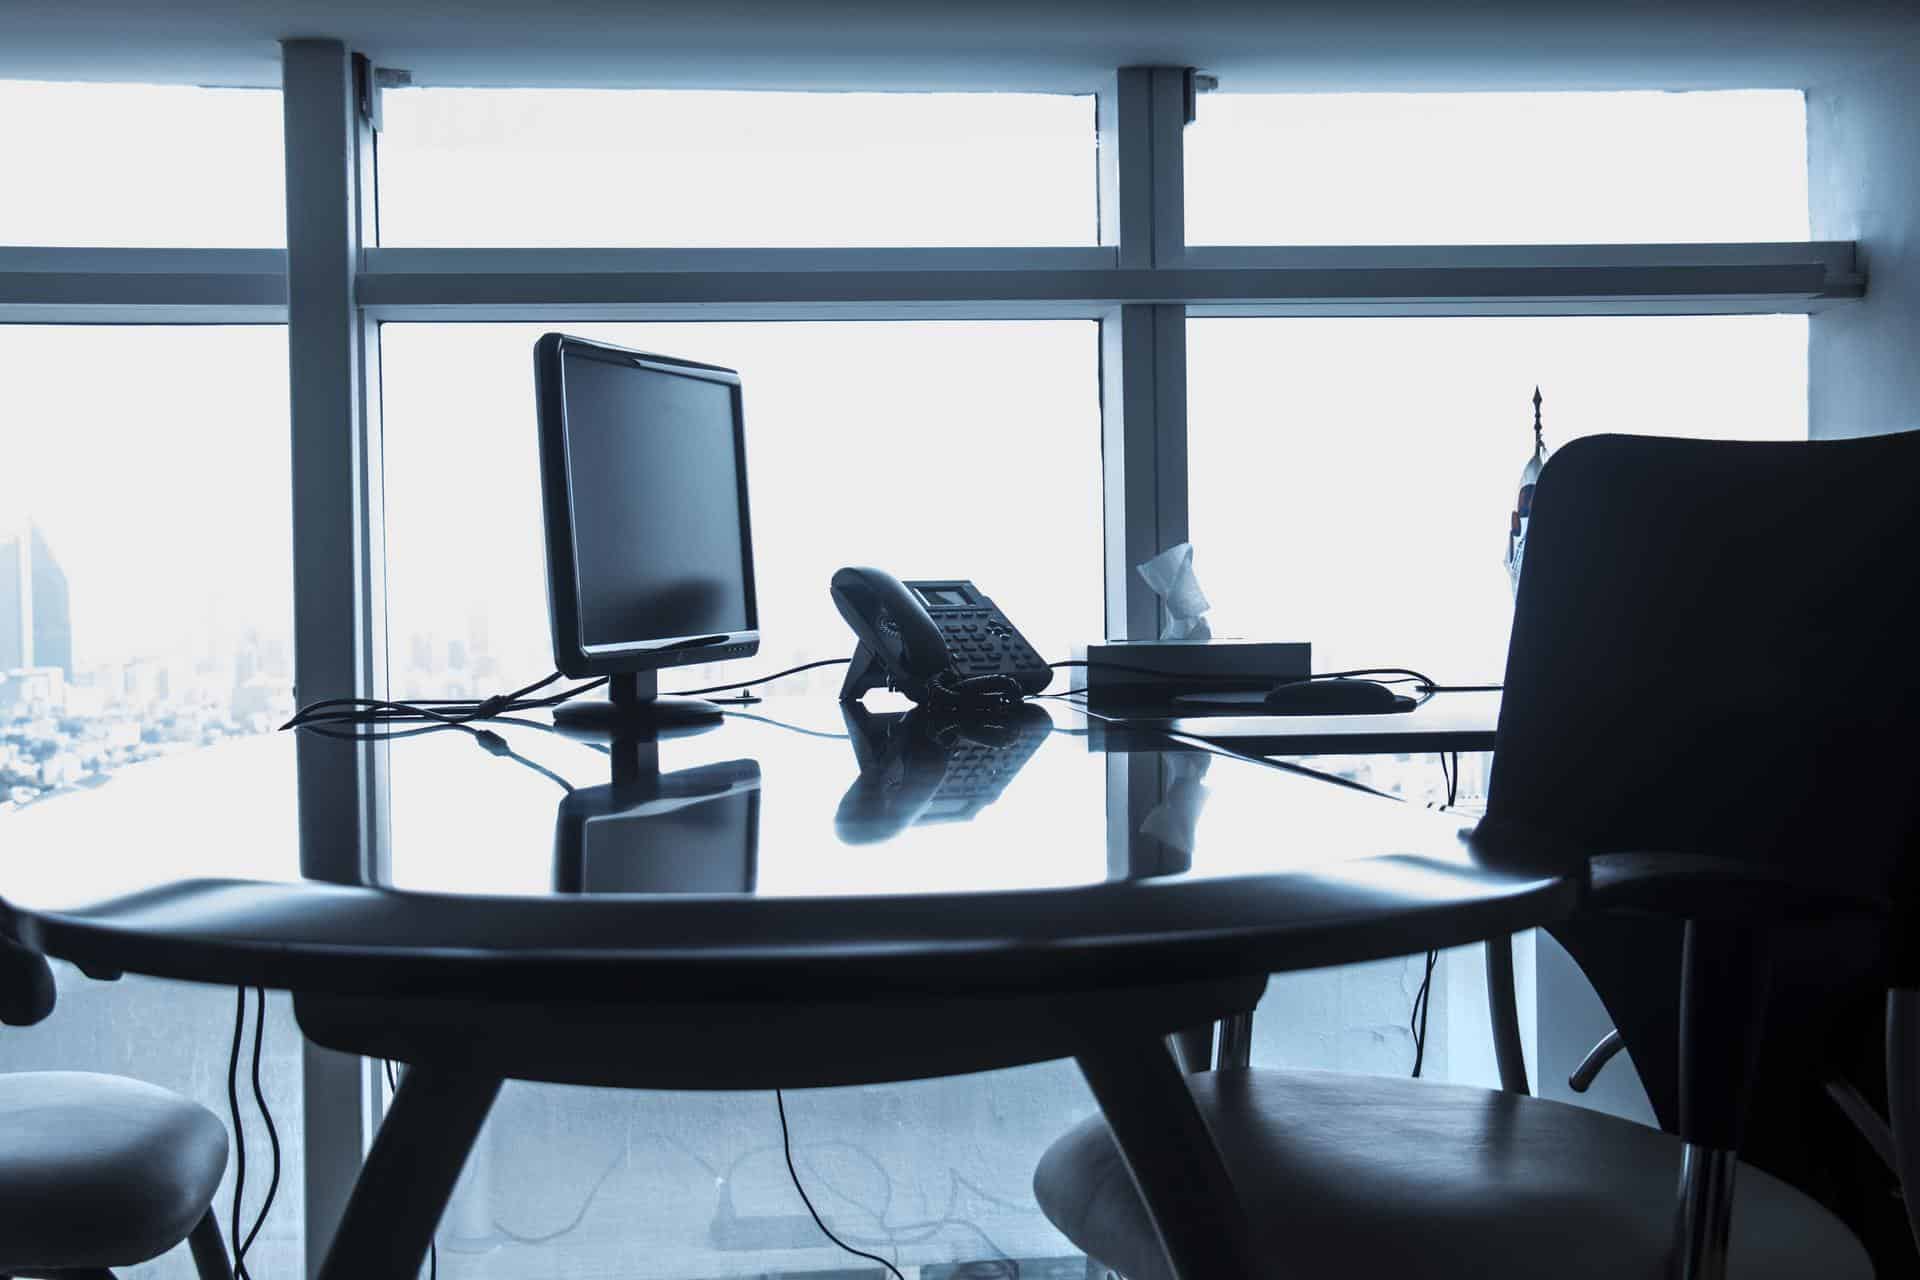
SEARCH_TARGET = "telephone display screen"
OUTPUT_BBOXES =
[561,351,753,649]
[916,586,971,607]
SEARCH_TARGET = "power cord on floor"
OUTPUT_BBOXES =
[225,988,248,1280]
[1409,949,1439,1079]
[776,1090,907,1280]
[225,987,280,1280]
[1410,750,1465,1079]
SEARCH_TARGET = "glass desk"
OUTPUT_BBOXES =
[0,696,1574,1280]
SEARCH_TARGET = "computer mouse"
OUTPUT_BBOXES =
[1262,678,1412,715]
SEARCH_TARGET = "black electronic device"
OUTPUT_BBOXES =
[1078,639,1312,711]
[829,567,1050,709]
[1171,677,1416,715]
[535,333,760,730]
[834,702,1053,844]
[553,758,761,895]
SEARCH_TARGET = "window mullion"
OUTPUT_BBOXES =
[281,38,385,1280]
[1099,68,1191,639]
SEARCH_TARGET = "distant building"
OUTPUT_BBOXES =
[0,667,66,717]
[0,524,73,679]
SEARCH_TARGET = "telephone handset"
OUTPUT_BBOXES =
[830,567,1051,708]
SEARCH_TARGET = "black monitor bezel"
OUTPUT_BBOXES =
[534,333,761,679]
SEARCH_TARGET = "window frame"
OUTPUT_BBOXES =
[0,52,1862,1278]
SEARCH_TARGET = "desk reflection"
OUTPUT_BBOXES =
[835,703,1053,845]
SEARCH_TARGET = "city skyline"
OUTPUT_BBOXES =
[0,520,297,811]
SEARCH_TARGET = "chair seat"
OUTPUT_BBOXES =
[0,1071,228,1271]
[1034,1069,1873,1280]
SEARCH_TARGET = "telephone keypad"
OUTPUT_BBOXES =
[933,610,1043,680]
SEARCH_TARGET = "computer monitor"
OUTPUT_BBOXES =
[534,333,760,729]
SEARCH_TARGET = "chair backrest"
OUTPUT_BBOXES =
[1484,430,1920,1259]
[1490,430,1920,904]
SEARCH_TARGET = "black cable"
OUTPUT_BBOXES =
[239,987,281,1268]
[1047,659,1444,694]
[776,1090,907,1280]
[283,659,851,735]
[226,986,250,1280]
[282,671,573,731]
[300,720,577,792]
[1410,948,1439,1078]
[532,677,607,706]
[468,729,576,793]
[486,1151,625,1245]
[721,709,851,740]
[1408,748,1462,1081]
[668,657,850,697]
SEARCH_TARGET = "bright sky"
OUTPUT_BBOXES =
[0,81,1811,680]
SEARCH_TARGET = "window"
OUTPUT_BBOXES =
[0,81,285,247]
[0,326,295,797]
[377,319,1103,1274]
[377,90,1097,247]
[1187,314,1809,683]
[0,54,1847,1279]
[0,325,301,1279]
[378,321,1103,701]
[0,970,305,1279]
[432,1068,1092,1277]
[1185,90,1809,246]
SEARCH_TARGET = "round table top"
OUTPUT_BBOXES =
[0,697,1575,1002]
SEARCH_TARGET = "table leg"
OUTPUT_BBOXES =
[317,1065,503,1280]
[1168,1023,1214,1074]
[1075,1033,1261,1280]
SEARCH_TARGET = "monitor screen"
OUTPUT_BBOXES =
[556,345,754,654]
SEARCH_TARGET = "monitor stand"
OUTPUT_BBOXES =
[551,670,724,731]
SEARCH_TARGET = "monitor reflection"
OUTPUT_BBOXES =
[552,755,761,894]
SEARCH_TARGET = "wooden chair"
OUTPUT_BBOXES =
[1,938,233,1280]
[1034,430,1920,1279]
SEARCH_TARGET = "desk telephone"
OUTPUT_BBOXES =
[830,567,1052,708]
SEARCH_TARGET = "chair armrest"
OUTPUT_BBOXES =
[1585,855,1880,1154]
[1586,852,1887,925]
[0,934,55,1027]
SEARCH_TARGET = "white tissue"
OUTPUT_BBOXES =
[1139,752,1214,857]
[1135,541,1212,641]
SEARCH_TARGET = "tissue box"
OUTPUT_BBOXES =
[1075,639,1311,711]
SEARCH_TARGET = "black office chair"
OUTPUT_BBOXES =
[0,938,233,1280]
[1034,431,1920,1279]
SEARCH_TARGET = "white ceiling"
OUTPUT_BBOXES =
[2,0,1917,94]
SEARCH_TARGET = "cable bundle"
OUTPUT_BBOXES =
[279,660,853,739]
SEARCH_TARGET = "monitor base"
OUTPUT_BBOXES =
[552,694,724,730]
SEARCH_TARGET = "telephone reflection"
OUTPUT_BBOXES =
[829,567,1051,708]
[834,702,1054,844]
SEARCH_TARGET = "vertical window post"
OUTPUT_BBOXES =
[281,37,388,1277]
[1098,67,1191,639]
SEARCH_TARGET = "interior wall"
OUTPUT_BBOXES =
[1808,50,1920,439]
